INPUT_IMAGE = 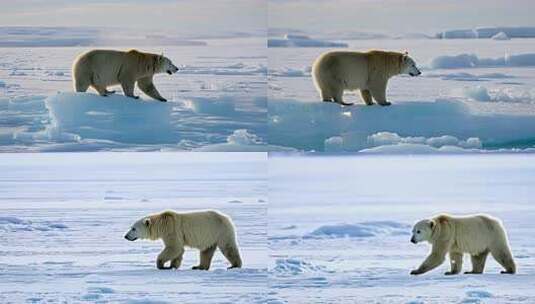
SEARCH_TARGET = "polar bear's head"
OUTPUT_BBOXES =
[124,217,152,241]
[157,55,179,75]
[410,219,435,243]
[400,52,421,77]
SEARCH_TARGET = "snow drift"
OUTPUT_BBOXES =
[463,86,534,103]
[196,129,294,152]
[272,258,328,276]
[3,92,268,151]
[305,221,409,239]
[44,92,178,144]
[268,98,535,152]
[429,53,535,69]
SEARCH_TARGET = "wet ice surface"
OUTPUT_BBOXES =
[0,38,267,151]
[0,153,268,303]
[268,39,535,152]
[268,154,535,303]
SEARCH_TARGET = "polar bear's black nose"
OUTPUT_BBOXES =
[410,237,417,244]
[125,234,136,241]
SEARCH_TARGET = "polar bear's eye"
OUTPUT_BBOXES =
[416,230,421,234]
[132,228,136,231]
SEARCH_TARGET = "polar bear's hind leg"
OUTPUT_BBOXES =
[465,250,489,274]
[491,247,516,274]
[219,243,242,269]
[74,78,90,92]
[192,245,217,270]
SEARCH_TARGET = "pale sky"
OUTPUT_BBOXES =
[2,1,533,37]
[0,0,266,36]
[269,0,535,34]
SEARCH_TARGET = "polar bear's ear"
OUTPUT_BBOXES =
[429,220,435,229]
[143,218,151,226]
[401,51,409,62]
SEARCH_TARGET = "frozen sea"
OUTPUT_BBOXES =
[0,153,267,303]
[268,154,535,303]
[0,38,267,152]
[269,38,535,152]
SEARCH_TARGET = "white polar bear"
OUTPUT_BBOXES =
[72,49,179,102]
[124,210,242,270]
[410,214,516,275]
[312,50,421,106]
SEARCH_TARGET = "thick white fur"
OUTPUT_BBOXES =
[410,214,516,275]
[72,49,178,102]
[125,210,242,270]
[312,50,421,106]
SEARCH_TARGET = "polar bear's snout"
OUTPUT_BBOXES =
[162,57,179,75]
[124,227,139,241]
[167,64,179,75]
[410,236,417,244]
[409,69,421,77]
[124,232,137,241]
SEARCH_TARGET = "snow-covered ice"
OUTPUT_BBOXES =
[268,154,535,303]
[269,38,535,152]
[268,34,348,48]
[0,26,208,47]
[436,27,535,39]
[0,37,267,151]
[0,153,268,303]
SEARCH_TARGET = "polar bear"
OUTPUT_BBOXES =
[312,50,421,106]
[124,210,242,270]
[410,214,516,275]
[72,49,179,102]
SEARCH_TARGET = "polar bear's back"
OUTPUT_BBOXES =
[312,51,370,91]
[448,214,509,254]
[177,210,238,250]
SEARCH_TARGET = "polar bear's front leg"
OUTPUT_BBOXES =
[411,241,448,275]
[369,80,391,106]
[92,85,110,97]
[445,252,463,275]
[120,78,139,99]
[157,246,183,270]
[138,76,167,102]
[360,89,373,106]
[170,251,184,269]
[333,90,354,106]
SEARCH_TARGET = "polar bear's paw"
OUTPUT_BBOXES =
[444,271,460,275]
[192,265,209,270]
